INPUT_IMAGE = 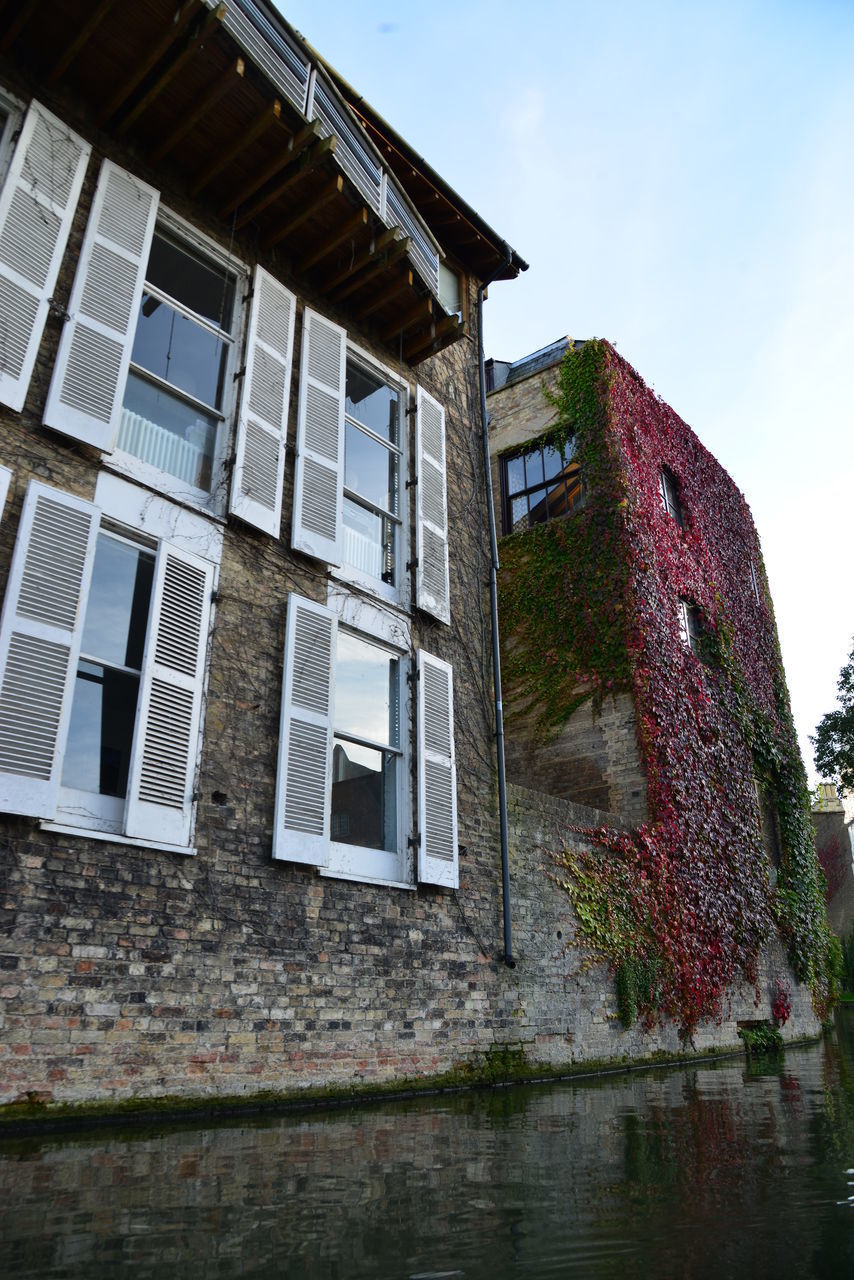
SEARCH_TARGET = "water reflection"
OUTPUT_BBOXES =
[1,1012,853,1279]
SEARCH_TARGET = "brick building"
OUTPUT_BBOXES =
[0,6,820,1113]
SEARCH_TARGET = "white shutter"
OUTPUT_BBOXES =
[292,308,345,564]
[273,593,336,866]
[416,650,458,888]
[43,160,158,451]
[229,266,296,536]
[0,480,99,817]
[124,542,213,846]
[415,386,450,624]
[0,101,90,412]
[0,465,10,520]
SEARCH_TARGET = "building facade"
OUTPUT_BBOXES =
[0,7,824,1113]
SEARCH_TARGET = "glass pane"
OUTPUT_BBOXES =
[528,488,549,526]
[524,449,544,488]
[131,293,228,410]
[331,738,397,852]
[547,478,569,519]
[542,444,564,481]
[510,496,529,533]
[62,662,140,797]
[345,363,399,443]
[334,630,399,747]
[344,422,399,514]
[505,454,525,497]
[81,534,155,670]
[146,233,234,331]
[120,372,219,492]
[343,496,395,584]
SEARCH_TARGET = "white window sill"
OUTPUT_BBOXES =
[319,867,415,891]
[41,822,196,857]
[100,455,227,526]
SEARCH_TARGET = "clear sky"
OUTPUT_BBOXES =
[282,0,854,782]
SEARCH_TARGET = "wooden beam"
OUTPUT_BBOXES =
[114,3,226,138]
[377,292,432,339]
[263,175,343,248]
[99,0,203,125]
[0,0,39,53]
[319,226,399,294]
[46,0,120,83]
[299,207,368,273]
[405,316,466,365]
[219,119,321,219]
[353,272,416,323]
[150,57,244,163]
[330,236,411,304]
[238,135,337,231]
[190,98,281,196]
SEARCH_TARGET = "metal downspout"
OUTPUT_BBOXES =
[477,253,515,968]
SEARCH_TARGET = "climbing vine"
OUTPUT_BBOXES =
[500,340,838,1034]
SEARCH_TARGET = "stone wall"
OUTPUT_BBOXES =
[0,780,819,1107]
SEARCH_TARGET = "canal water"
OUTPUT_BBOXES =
[1,1011,853,1279]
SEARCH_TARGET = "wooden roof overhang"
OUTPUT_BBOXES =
[0,0,468,365]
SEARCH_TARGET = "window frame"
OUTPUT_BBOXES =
[107,207,247,516]
[322,587,412,886]
[0,87,23,190]
[678,597,704,658]
[331,340,410,610]
[659,465,684,528]
[499,436,583,536]
[48,473,222,850]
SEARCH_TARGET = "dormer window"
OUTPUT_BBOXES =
[659,466,683,527]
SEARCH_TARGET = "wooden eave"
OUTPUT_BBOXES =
[0,0,465,365]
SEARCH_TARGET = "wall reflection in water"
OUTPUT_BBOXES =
[1,1012,853,1279]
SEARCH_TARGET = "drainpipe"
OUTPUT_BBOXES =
[477,251,515,968]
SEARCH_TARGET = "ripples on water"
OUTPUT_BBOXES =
[1,1011,853,1279]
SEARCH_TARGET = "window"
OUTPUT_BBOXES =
[500,437,583,535]
[115,228,239,498]
[44,161,292,534]
[293,310,450,624]
[659,466,683,527]
[274,593,458,889]
[678,598,703,657]
[0,475,219,850]
[749,555,761,606]
[0,94,21,189]
[342,357,403,587]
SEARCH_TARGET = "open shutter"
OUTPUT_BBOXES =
[43,160,158,451]
[292,308,345,564]
[273,593,336,866]
[0,101,90,411]
[0,481,99,817]
[415,386,450,624]
[124,542,213,847]
[416,650,458,888]
[230,266,296,536]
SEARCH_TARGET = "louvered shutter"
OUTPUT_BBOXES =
[124,542,213,846]
[43,160,158,451]
[292,308,345,564]
[0,101,90,412]
[416,651,458,888]
[230,266,296,536]
[0,480,99,817]
[273,593,336,866]
[415,386,450,624]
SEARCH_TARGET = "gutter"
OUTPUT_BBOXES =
[477,251,516,968]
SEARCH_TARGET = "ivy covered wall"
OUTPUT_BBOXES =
[498,340,838,1035]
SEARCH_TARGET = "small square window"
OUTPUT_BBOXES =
[500,438,584,535]
[659,466,683,527]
